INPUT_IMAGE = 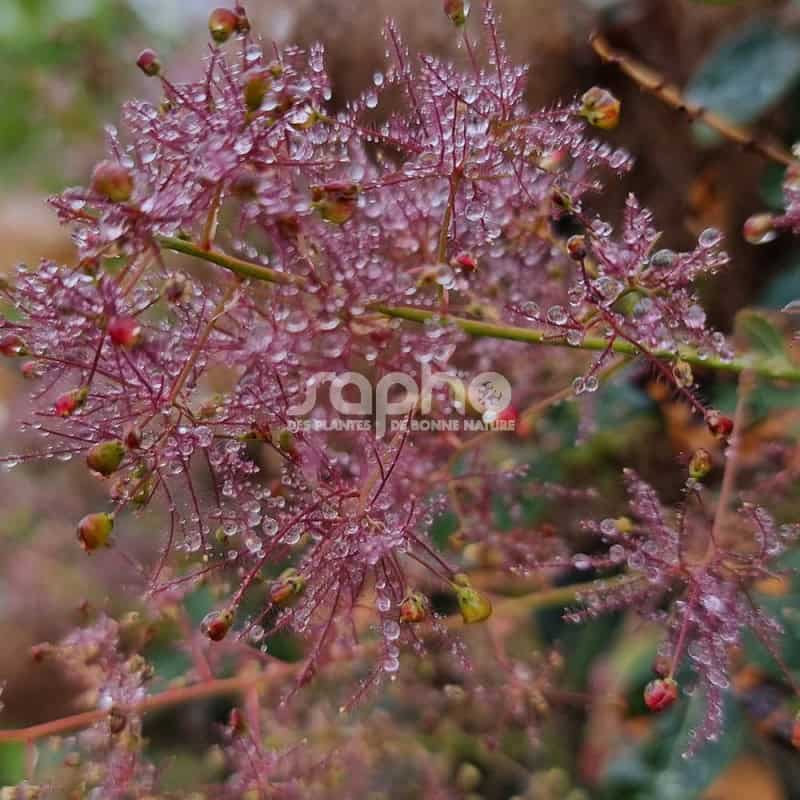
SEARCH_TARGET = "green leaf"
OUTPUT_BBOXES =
[760,162,788,211]
[759,254,800,309]
[736,311,787,358]
[0,742,24,785]
[686,22,800,144]
[600,693,745,800]
[651,694,744,800]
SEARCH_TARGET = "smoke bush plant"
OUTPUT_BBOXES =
[2,1,800,795]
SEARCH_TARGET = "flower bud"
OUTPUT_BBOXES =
[579,87,621,130]
[444,0,470,26]
[243,71,270,113]
[275,427,297,456]
[201,607,234,641]
[455,763,482,792]
[123,425,142,450]
[20,360,41,379]
[550,186,574,215]
[86,440,126,477]
[688,448,712,480]
[705,409,734,439]
[539,147,568,172]
[643,677,679,712]
[269,568,306,606]
[671,359,693,388]
[0,333,26,357]
[743,212,777,245]
[228,707,247,736]
[77,512,114,552]
[452,573,492,624]
[614,516,633,535]
[209,8,239,43]
[451,252,478,273]
[91,161,134,203]
[792,711,800,750]
[492,404,517,429]
[55,386,89,417]
[399,591,428,624]
[136,49,161,77]
[234,5,251,35]
[311,182,360,225]
[567,235,587,261]
[107,315,142,348]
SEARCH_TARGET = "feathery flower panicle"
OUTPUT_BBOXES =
[576,470,800,753]
[1,1,799,778]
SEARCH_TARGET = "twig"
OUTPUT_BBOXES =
[0,575,629,744]
[590,33,796,167]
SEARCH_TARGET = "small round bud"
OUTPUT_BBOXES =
[550,186,574,215]
[688,448,712,480]
[200,607,234,641]
[491,404,517,430]
[20,360,41,379]
[579,87,621,130]
[269,568,306,606]
[452,573,492,624]
[451,252,478,273]
[123,425,142,450]
[77,512,114,552]
[90,161,134,203]
[455,763,482,792]
[30,642,53,663]
[444,0,470,26]
[243,70,270,113]
[743,213,777,245]
[643,677,679,712]
[209,8,239,44]
[86,440,126,477]
[55,386,89,417]
[0,333,26,357]
[399,591,428,624]
[228,707,247,736]
[614,516,633,535]
[234,6,251,35]
[567,235,587,261]
[107,315,142,348]
[136,49,161,77]
[539,147,568,172]
[311,182,360,225]
[705,409,734,439]
[276,427,294,450]
[671,359,693,388]
[792,711,800,750]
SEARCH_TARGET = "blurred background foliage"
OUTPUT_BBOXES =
[4,0,800,798]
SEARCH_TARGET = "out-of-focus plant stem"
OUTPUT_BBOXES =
[0,574,631,744]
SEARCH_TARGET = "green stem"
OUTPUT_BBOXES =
[493,573,639,620]
[156,235,800,383]
[157,235,308,288]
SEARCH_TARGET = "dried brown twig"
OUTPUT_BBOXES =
[590,32,797,167]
